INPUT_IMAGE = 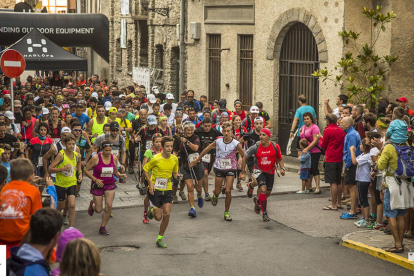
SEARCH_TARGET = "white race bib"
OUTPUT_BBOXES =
[38,156,43,166]
[252,169,261,179]
[146,140,153,150]
[122,130,127,138]
[202,154,211,163]
[111,149,119,157]
[154,177,168,190]
[220,158,232,170]
[61,166,75,177]
[101,167,114,178]
[188,152,199,162]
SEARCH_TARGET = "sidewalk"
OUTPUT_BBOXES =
[75,170,328,211]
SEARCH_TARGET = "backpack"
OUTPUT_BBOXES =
[254,141,280,173]
[391,144,414,178]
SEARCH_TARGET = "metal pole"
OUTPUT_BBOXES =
[179,0,185,95]
[10,78,14,124]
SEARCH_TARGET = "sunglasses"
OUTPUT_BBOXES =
[102,144,112,148]
[187,96,194,99]
[73,129,82,132]
[111,128,119,132]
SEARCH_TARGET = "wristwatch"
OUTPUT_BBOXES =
[280,167,285,170]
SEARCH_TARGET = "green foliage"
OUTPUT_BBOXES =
[312,6,398,108]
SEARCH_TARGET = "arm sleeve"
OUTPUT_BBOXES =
[377,145,392,171]
[386,123,393,138]
[356,154,370,165]
[275,144,282,160]
[294,109,301,119]
[121,137,126,152]
[144,150,152,159]
[143,158,155,172]
[46,186,57,209]
[245,145,257,159]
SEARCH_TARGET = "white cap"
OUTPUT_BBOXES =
[104,101,112,111]
[4,111,15,120]
[254,117,264,123]
[166,93,174,100]
[91,92,98,99]
[250,106,259,114]
[148,94,156,104]
[152,86,159,94]
[61,127,71,133]
[42,107,49,115]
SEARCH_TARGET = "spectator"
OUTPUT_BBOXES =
[362,113,377,132]
[351,104,366,139]
[396,97,414,116]
[59,238,102,276]
[386,102,398,115]
[321,114,346,210]
[386,107,408,144]
[9,208,63,276]
[299,112,322,194]
[0,163,8,191]
[290,94,317,151]
[160,93,177,114]
[184,90,202,112]
[0,158,42,259]
[1,144,11,183]
[340,116,361,220]
[256,102,272,129]
[51,228,85,276]
[324,94,348,118]
[296,139,311,194]
[342,106,352,117]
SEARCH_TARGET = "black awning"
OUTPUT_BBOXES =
[3,28,87,71]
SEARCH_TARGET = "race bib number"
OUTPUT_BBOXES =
[202,154,211,163]
[146,140,153,150]
[62,166,75,177]
[220,158,232,170]
[189,153,199,162]
[154,177,168,190]
[122,131,127,138]
[111,149,119,157]
[101,167,114,178]
[252,169,261,179]
[38,156,43,166]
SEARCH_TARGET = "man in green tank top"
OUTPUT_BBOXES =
[86,105,112,143]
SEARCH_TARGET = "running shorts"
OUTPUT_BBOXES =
[55,185,76,201]
[148,190,173,208]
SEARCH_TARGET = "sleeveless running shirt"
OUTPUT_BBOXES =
[55,150,78,188]
[92,152,116,185]
[91,117,108,143]
[214,137,239,171]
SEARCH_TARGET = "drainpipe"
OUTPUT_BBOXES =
[179,0,185,94]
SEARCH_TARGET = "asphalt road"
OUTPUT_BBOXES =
[74,194,413,276]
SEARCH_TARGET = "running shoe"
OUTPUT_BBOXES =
[253,197,261,214]
[212,195,218,206]
[143,212,149,224]
[156,239,167,248]
[128,166,134,174]
[236,183,243,191]
[119,179,126,183]
[296,190,305,194]
[63,217,69,225]
[304,190,310,194]
[354,217,365,227]
[369,213,377,223]
[88,200,94,216]
[340,212,357,219]
[205,193,211,201]
[262,212,270,222]
[197,196,204,208]
[172,195,179,204]
[224,212,232,221]
[358,220,370,228]
[367,222,381,229]
[179,191,187,200]
[188,207,197,218]
[247,183,254,198]
[99,227,110,235]
[148,208,154,220]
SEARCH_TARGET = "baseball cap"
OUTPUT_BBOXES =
[260,128,271,138]
[61,127,71,133]
[91,92,98,99]
[148,94,156,104]
[56,95,63,101]
[254,117,264,123]
[2,90,10,95]
[4,111,15,120]
[68,89,76,95]
[104,101,112,111]
[84,87,91,91]
[250,106,259,113]
[109,107,118,113]
[166,93,174,100]
[396,97,408,103]
[218,99,227,111]
[221,111,229,117]
[113,96,121,103]
[110,121,120,130]
[14,100,22,107]
[147,115,157,125]
[42,107,50,115]
[152,86,160,94]
[62,104,70,109]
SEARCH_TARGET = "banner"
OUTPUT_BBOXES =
[133,67,151,92]
[120,0,130,15]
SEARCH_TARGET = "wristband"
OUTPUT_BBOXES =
[280,167,285,170]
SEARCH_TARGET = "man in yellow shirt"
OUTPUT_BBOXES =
[87,97,98,119]
[143,136,179,248]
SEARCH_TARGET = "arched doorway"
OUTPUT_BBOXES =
[278,22,319,155]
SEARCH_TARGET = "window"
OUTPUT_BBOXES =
[116,38,122,71]
[155,44,164,78]
[127,40,133,72]
[208,34,221,102]
[239,35,253,110]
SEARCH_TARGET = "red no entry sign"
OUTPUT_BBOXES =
[1,49,26,78]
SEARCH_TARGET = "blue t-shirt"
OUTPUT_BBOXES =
[294,105,317,136]
[72,113,90,129]
[1,161,10,183]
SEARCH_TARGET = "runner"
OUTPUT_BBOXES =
[194,117,222,201]
[84,140,127,235]
[141,134,163,224]
[190,121,245,221]
[173,121,204,217]
[159,116,172,137]
[241,128,285,221]
[48,107,66,144]
[143,136,179,248]
[128,108,148,174]
[86,105,111,144]
[49,134,82,228]
[72,121,92,197]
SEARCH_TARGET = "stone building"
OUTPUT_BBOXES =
[186,0,414,153]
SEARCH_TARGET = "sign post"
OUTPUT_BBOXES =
[1,49,26,122]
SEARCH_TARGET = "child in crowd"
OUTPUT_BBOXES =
[0,144,11,184]
[297,139,311,194]
[386,107,408,144]
[350,140,372,228]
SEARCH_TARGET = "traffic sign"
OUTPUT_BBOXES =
[1,49,26,78]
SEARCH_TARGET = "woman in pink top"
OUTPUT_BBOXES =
[84,140,127,235]
[299,112,322,194]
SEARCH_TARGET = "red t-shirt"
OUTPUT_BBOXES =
[234,126,247,140]
[255,143,282,174]
[78,80,86,86]
[233,110,246,121]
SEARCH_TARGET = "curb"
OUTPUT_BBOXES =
[341,239,414,271]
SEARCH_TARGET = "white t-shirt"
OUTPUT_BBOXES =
[333,107,340,118]
[9,123,20,134]
[369,147,382,176]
